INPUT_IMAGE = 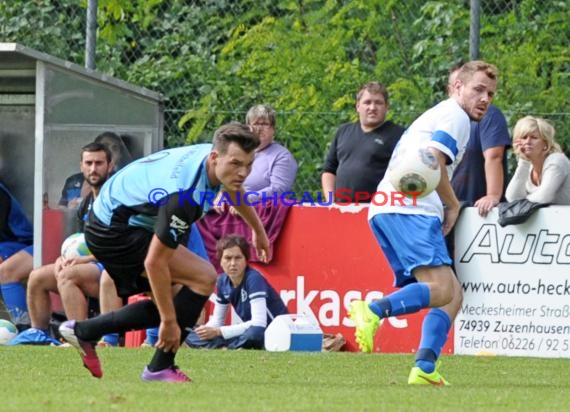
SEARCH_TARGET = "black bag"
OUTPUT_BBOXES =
[497,199,549,227]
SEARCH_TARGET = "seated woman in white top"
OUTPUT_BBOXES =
[506,116,570,205]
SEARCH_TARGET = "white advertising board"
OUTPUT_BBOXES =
[454,207,570,358]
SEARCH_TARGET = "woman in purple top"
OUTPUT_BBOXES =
[204,107,296,264]
[244,105,298,200]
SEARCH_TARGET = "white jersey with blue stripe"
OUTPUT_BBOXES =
[93,144,217,230]
[368,98,470,220]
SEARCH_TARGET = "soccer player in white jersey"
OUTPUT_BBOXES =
[349,61,498,385]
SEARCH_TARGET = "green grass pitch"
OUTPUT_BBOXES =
[2,346,570,411]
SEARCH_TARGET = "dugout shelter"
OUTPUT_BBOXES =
[0,43,163,267]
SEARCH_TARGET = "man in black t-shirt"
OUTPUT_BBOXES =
[322,82,405,203]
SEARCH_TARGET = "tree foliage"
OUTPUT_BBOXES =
[0,0,85,64]
[1,0,568,192]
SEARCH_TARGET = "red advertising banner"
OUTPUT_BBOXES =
[252,205,454,354]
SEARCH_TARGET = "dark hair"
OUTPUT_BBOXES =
[212,122,260,155]
[81,142,112,163]
[94,132,133,170]
[215,234,250,262]
[356,82,389,104]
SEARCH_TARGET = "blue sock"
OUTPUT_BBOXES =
[0,282,29,325]
[102,333,120,346]
[369,283,430,318]
[415,308,452,373]
[146,327,158,345]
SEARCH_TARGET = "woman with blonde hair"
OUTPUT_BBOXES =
[506,116,570,204]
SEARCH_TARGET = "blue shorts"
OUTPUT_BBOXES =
[0,242,33,261]
[92,261,105,273]
[369,213,452,288]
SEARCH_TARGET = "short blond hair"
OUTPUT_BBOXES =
[512,115,561,156]
[456,60,499,84]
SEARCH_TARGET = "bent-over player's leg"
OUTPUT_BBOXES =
[119,246,216,346]
[167,246,216,343]
[143,247,216,382]
[167,245,217,296]
[76,236,215,340]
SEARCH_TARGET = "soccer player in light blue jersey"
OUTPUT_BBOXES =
[349,61,499,385]
[59,123,270,383]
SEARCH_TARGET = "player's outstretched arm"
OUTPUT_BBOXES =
[226,190,270,262]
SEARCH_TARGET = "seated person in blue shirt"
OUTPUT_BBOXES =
[0,181,34,331]
[58,132,132,209]
[186,234,287,350]
[9,142,115,345]
[58,172,85,209]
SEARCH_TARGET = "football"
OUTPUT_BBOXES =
[388,146,441,198]
[61,232,91,259]
[0,319,18,345]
